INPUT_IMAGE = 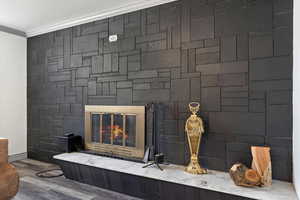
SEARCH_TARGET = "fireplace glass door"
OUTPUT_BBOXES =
[85,106,145,160]
[91,113,137,147]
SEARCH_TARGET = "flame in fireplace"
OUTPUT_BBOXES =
[100,125,128,139]
[111,125,128,139]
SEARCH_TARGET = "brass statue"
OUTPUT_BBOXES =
[185,102,207,174]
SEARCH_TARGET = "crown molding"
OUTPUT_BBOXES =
[27,0,178,37]
[0,25,26,37]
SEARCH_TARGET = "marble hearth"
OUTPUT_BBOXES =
[54,153,297,200]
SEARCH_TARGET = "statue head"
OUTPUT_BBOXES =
[189,102,200,115]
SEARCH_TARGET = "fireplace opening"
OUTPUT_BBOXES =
[91,113,136,147]
[85,106,145,161]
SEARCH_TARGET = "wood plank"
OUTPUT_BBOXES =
[251,146,272,186]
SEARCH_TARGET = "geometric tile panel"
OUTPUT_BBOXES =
[27,0,293,181]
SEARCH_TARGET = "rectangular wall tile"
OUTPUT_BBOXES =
[73,34,98,54]
[142,49,180,70]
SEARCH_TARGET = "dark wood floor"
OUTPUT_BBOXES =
[11,159,141,200]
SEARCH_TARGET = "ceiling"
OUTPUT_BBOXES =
[0,0,176,37]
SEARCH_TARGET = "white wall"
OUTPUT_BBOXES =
[294,0,300,198]
[0,31,27,156]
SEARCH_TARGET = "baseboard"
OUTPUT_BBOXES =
[9,152,28,162]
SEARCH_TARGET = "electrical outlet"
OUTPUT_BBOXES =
[109,34,118,42]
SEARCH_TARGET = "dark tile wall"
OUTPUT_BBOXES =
[27,0,293,181]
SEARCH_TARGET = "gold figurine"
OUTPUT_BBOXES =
[185,102,207,174]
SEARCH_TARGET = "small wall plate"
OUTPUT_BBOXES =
[109,34,118,42]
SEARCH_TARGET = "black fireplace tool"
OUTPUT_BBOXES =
[143,103,169,171]
[143,153,165,171]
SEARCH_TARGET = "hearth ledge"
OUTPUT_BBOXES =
[54,152,297,200]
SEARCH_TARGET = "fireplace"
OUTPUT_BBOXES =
[84,105,145,160]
